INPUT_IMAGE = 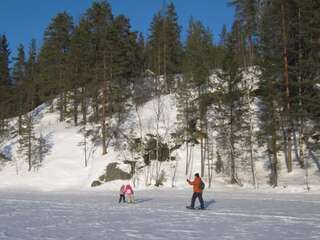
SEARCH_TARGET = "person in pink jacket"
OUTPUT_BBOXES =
[119,185,126,203]
[125,183,134,203]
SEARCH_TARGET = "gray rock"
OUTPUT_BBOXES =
[91,162,131,187]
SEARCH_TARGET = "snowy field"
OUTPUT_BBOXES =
[0,189,319,240]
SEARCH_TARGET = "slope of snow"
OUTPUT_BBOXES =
[0,85,319,192]
[0,189,319,240]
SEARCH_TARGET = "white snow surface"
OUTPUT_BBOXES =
[0,189,319,240]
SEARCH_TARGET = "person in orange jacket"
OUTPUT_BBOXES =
[186,173,205,209]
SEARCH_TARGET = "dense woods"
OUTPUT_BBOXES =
[0,0,319,187]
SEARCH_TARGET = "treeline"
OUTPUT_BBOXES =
[0,0,319,187]
[175,0,320,187]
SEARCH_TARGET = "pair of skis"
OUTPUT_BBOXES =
[186,206,206,210]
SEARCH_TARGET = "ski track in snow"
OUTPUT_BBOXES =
[0,190,319,240]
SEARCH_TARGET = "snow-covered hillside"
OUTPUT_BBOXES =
[0,87,319,192]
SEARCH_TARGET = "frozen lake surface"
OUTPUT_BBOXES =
[0,189,319,240]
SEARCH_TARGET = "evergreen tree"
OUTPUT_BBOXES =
[229,0,258,65]
[69,16,94,126]
[257,1,284,186]
[0,34,11,133]
[25,39,38,110]
[38,12,74,121]
[216,22,245,185]
[12,44,26,86]
[12,44,26,134]
[147,2,183,92]
[165,2,183,83]
[0,34,10,87]
[215,24,229,67]
[183,18,214,177]
[279,0,320,179]
[84,0,113,154]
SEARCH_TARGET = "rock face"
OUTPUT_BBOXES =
[0,153,9,162]
[91,162,131,187]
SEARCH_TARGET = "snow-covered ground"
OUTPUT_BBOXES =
[0,189,319,240]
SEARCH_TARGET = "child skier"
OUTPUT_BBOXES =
[125,183,134,203]
[119,184,126,203]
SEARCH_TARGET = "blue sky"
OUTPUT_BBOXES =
[0,0,234,58]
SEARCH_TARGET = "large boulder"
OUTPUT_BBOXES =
[91,162,131,187]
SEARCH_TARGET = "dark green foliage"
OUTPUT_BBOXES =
[0,34,10,87]
[183,18,214,90]
[38,12,74,121]
[143,135,170,165]
[12,44,26,87]
[147,2,183,92]
[0,34,11,133]
[229,0,258,65]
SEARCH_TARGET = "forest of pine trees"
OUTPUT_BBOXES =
[0,0,319,187]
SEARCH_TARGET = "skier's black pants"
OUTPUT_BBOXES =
[191,192,204,209]
[119,194,125,203]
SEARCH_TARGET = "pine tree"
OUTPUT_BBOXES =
[183,18,214,177]
[0,34,11,133]
[12,44,26,87]
[25,39,38,110]
[258,1,284,186]
[287,0,320,178]
[216,22,245,185]
[38,12,74,121]
[229,0,258,65]
[0,34,10,87]
[147,2,183,93]
[164,2,183,89]
[12,44,27,134]
[176,75,196,176]
[69,16,94,126]
[84,0,114,155]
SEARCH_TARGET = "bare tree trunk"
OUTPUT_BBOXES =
[246,75,256,187]
[189,144,194,179]
[281,0,292,173]
[155,44,162,182]
[59,67,65,122]
[271,103,278,187]
[185,134,189,175]
[27,115,32,172]
[249,122,256,187]
[297,7,305,168]
[81,87,87,125]
[229,98,237,184]
[18,115,22,135]
[171,153,178,188]
[248,35,254,65]
[84,123,88,167]
[73,89,78,126]
[199,87,205,177]
[101,51,108,155]
[59,94,64,122]
[208,136,215,188]
[185,99,190,176]
[200,128,204,177]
